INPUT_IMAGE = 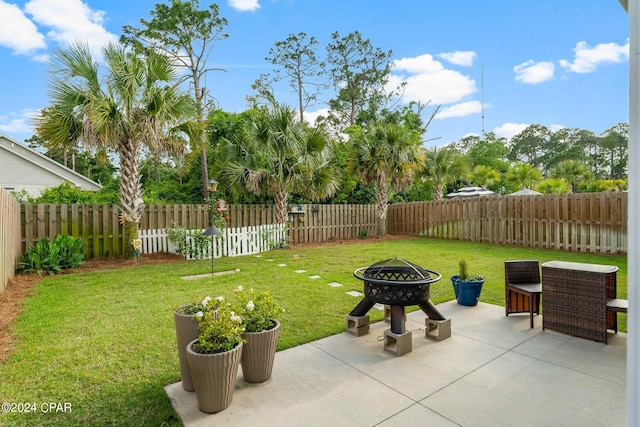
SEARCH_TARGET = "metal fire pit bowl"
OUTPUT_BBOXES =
[347,257,450,355]
[353,257,441,306]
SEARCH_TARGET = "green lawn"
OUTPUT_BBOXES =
[0,237,627,426]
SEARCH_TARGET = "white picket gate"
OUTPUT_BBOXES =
[138,224,287,260]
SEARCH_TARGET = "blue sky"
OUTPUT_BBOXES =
[0,0,631,148]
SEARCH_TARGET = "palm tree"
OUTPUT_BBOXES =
[220,104,338,224]
[421,147,468,200]
[35,42,194,259]
[470,165,501,190]
[535,178,569,194]
[550,160,592,193]
[504,163,543,192]
[348,121,423,235]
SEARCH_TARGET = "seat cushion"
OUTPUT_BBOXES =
[507,283,542,294]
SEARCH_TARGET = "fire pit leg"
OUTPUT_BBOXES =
[349,297,375,317]
[418,300,446,321]
[390,306,405,334]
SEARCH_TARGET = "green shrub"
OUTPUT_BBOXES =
[19,238,62,275]
[54,234,85,269]
[166,224,215,258]
[18,235,85,275]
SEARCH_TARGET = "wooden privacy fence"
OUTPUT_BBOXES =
[20,203,378,258]
[1,188,21,294]
[139,224,287,259]
[388,192,627,254]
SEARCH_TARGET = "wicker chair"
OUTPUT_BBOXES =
[505,260,542,328]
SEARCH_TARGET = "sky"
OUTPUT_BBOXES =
[0,0,631,149]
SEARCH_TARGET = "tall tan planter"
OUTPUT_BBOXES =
[174,310,199,392]
[241,320,280,384]
[186,339,243,413]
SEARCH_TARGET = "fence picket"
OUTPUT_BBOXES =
[138,224,286,260]
[387,193,627,254]
[13,194,629,262]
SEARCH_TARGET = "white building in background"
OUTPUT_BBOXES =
[0,135,102,198]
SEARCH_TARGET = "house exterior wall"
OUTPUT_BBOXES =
[0,135,102,197]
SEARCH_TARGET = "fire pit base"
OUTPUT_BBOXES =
[425,318,452,341]
[345,315,370,337]
[384,329,412,356]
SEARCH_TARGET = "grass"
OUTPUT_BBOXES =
[0,237,627,426]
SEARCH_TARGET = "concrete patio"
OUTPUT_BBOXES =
[165,301,627,427]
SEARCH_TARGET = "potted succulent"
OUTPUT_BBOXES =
[451,260,485,306]
[173,295,222,392]
[233,286,284,384]
[186,300,245,413]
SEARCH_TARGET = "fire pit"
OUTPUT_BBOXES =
[346,257,451,355]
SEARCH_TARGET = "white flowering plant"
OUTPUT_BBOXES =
[193,303,245,354]
[175,295,224,316]
[232,286,283,332]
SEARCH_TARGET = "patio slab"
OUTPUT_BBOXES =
[165,301,627,427]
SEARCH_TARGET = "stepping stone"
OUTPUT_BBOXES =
[278,263,287,267]
[255,255,263,258]
[346,291,364,297]
[266,259,274,262]
[294,269,307,274]
[308,275,321,279]
[374,303,385,311]
[328,282,344,288]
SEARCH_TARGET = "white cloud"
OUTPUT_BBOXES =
[24,0,117,51]
[559,40,629,73]
[0,1,46,55]
[513,60,555,84]
[437,51,476,67]
[0,109,38,134]
[32,53,50,63]
[303,108,329,126]
[436,101,484,119]
[493,122,530,139]
[390,53,476,104]
[228,0,261,12]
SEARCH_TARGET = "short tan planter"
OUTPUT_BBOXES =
[173,310,199,392]
[186,339,243,413]
[241,320,280,384]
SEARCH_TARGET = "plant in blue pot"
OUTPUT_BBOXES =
[451,260,485,306]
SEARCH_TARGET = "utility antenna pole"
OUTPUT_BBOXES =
[481,66,485,136]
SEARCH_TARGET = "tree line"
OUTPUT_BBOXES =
[19,0,628,258]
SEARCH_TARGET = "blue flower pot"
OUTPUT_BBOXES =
[451,276,484,306]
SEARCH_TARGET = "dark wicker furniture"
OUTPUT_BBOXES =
[505,260,542,328]
[541,261,619,344]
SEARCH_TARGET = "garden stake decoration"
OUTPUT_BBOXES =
[131,238,142,260]
[203,178,220,275]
